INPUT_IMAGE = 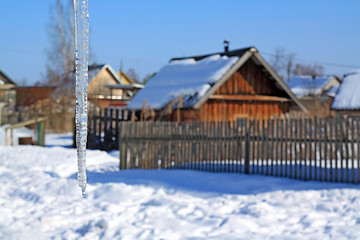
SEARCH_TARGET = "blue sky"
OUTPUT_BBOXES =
[1,0,359,85]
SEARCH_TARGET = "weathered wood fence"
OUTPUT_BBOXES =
[87,107,131,150]
[119,117,360,183]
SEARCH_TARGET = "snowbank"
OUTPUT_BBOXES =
[1,141,360,239]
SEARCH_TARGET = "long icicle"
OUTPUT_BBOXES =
[74,0,89,196]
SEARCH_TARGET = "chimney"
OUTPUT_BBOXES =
[224,39,230,52]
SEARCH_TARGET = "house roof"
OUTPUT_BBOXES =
[118,71,135,85]
[331,70,360,110]
[0,70,16,85]
[286,75,340,98]
[52,64,120,97]
[127,47,307,112]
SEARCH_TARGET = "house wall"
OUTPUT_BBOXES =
[15,87,56,106]
[88,68,122,98]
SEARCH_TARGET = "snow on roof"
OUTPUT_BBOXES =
[326,85,339,97]
[286,75,333,98]
[127,54,239,110]
[331,70,360,110]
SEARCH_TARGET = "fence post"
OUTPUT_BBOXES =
[244,120,250,174]
[119,122,126,170]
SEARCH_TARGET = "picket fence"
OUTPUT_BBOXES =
[118,117,360,183]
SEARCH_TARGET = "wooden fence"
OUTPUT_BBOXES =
[87,107,131,150]
[119,117,360,183]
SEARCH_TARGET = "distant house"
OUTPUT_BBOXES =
[15,86,57,107]
[53,64,142,109]
[127,46,307,121]
[287,75,341,98]
[0,70,16,125]
[286,75,341,117]
[0,70,16,103]
[331,70,360,116]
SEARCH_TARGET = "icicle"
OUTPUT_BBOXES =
[74,0,89,196]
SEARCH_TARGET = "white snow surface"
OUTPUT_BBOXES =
[1,131,360,239]
[287,75,333,98]
[332,70,360,110]
[127,55,239,110]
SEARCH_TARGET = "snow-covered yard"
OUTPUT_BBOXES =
[1,127,360,239]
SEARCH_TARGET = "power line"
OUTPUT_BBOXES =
[260,51,360,69]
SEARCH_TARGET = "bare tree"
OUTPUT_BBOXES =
[270,47,296,81]
[45,0,75,85]
[143,72,156,84]
[270,47,286,75]
[293,63,324,76]
[126,68,140,83]
[285,52,296,82]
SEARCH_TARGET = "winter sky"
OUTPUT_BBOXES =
[0,0,359,85]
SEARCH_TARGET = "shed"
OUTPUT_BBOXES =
[127,46,307,121]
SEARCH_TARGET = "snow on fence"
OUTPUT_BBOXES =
[117,117,360,183]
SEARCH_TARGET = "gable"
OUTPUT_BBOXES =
[88,68,121,96]
[214,59,290,97]
[0,70,16,85]
[118,71,135,85]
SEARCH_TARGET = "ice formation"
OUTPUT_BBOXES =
[74,0,89,195]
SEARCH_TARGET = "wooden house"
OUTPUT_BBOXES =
[331,70,360,117]
[0,70,16,125]
[127,46,307,121]
[15,86,57,106]
[52,64,141,109]
[0,70,16,103]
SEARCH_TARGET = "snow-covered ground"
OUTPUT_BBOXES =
[1,126,360,239]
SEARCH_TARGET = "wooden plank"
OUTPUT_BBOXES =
[350,118,355,183]
[319,118,323,181]
[303,119,308,180]
[294,119,298,179]
[329,118,334,182]
[270,119,275,176]
[324,118,328,182]
[255,119,260,174]
[345,118,350,183]
[357,118,360,184]
[334,117,339,182]
[266,119,270,175]
[213,121,217,172]
[285,118,289,177]
[298,119,302,180]
[261,119,266,175]
[339,117,344,182]
[209,94,290,102]
[280,118,284,177]
[314,117,318,181]
[308,118,313,181]
[289,119,294,178]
